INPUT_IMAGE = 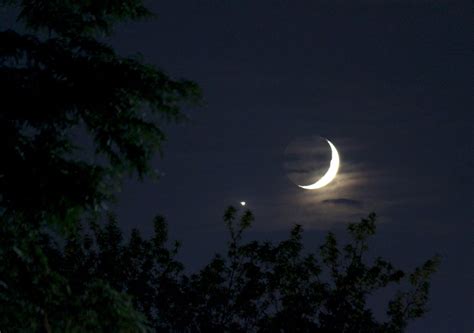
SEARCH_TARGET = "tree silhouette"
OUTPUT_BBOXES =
[0,0,200,227]
[177,208,440,332]
[0,1,198,330]
[4,208,439,332]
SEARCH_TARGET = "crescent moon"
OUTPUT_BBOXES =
[298,139,340,190]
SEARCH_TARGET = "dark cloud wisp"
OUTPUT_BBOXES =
[322,198,363,208]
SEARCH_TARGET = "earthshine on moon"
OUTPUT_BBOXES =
[298,139,340,190]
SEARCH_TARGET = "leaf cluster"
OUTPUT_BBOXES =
[173,209,440,333]
[0,0,201,227]
[0,213,153,332]
[0,209,440,332]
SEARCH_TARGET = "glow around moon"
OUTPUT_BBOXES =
[298,139,340,190]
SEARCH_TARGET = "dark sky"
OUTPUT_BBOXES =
[98,1,470,331]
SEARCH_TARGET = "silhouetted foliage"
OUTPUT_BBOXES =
[177,209,440,333]
[1,209,439,332]
[0,0,199,330]
[0,0,200,227]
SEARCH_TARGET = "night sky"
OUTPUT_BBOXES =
[24,0,471,331]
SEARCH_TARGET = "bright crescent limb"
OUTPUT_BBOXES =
[298,139,340,190]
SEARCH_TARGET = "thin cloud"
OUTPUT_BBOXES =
[322,198,363,208]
